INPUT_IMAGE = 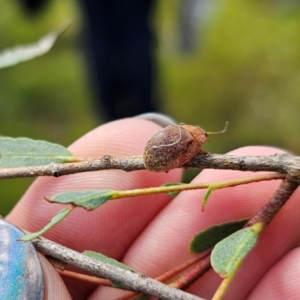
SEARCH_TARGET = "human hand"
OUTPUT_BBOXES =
[6,115,300,299]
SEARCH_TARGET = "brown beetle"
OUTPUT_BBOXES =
[143,122,228,172]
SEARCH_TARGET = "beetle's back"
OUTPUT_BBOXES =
[144,125,199,172]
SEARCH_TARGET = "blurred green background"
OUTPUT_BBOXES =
[1,0,300,215]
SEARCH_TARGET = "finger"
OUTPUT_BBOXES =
[92,146,300,299]
[40,255,71,300]
[187,147,300,300]
[6,118,182,298]
[247,248,300,299]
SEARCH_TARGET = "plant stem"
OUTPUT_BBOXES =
[169,254,211,290]
[246,177,299,227]
[157,249,212,283]
[211,178,299,300]
[110,174,285,201]
[57,269,112,286]
[211,274,235,300]
[118,250,212,300]
[0,153,298,179]
[33,237,204,300]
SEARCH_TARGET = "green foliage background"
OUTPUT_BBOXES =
[1,0,300,215]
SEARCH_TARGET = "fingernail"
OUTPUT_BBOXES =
[134,112,177,127]
[0,219,44,300]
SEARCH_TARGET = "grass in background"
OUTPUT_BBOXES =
[2,0,300,214]
[157,0,300,153]
[0,0,97,214]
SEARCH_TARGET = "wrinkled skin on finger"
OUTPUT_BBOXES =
[7,118,300,300]
[6,118,182,299]
[89,146,300,300]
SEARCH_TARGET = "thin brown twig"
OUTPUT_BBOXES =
[0,153,299,180]
[4,152,299,299]
[213,175,300,300]
[117,249,212,300]
[169,255,211,290]
[57,269,112,286]
[33,237,204,300]
[54,250,211,299]
[246,176,299,227]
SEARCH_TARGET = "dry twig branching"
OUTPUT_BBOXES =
[9,152,300,299]
[1,152,299,179]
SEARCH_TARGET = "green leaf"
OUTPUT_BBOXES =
[83,251,135,290]
[161,182,182,197]
[0,137,78,168]
[211,223,263,278]
[21,207,73,241]
[49,190,115,210]
[83,251,133,271]
[190,218,249,254]
[134,295,151,300]
[202,186,215,210]
[0,23,69,69]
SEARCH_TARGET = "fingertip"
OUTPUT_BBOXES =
[68,118,168,158]
[227,145,286,156]
[198,145,286,181]
[7,117,182,256]
[248,248,300,299]
[40,255,71,300]
[190,146,287,225]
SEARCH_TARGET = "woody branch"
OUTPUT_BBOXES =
[5,152,300,300]
[0,152,300,180]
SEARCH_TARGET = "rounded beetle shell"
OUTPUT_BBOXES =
[143,124,208,172]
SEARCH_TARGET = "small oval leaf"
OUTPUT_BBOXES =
[161,182,182,197]
[49,190,115,210]
[211,222,263,278]
[0,137,78,168]
[21,207,73,241]
[202,186,214,211]
[190,218,249,254]
[83,251,133,271]
[83,251,135,290]
[134,294,151,300]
